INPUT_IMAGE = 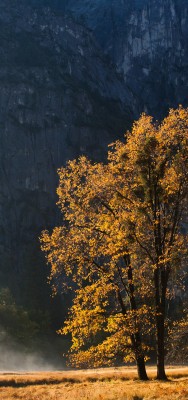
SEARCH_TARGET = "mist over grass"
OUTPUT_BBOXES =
[0,331,66,372]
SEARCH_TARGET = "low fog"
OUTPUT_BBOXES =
[0,333,65,372]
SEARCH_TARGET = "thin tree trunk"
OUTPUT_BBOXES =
[156,313,167,380]
[117,260,149,381]
[136,355,148,381]
[127,258,148,380]
[134,332,148,380]
[155,269,168,380]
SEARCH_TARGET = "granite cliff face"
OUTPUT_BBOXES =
[63,0,188,117]
[0,0,131,308]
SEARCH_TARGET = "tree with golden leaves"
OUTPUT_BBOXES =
[41,107,188,380]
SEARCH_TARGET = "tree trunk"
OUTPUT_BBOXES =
[119,256,149,380]
[132,332,149,381]
[128,260,148,380]
[136,355,148,380]
[154,264,168,380]
[156,311,167,380]
[117,286,149,380]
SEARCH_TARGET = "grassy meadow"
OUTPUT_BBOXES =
[0,366,188,399]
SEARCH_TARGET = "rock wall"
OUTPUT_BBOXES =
[64,0,188,117]
[0,0,131,308]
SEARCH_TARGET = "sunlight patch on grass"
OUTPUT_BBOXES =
[0,367,187,400]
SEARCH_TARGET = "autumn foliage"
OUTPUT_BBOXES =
[41,107,188,380]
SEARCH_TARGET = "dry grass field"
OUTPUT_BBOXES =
[0,366,188,400]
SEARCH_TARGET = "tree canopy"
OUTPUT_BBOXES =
[41,107,188,380]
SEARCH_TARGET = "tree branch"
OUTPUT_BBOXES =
[133,232,154,263]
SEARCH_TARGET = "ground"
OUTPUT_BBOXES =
[0,366,188,399]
